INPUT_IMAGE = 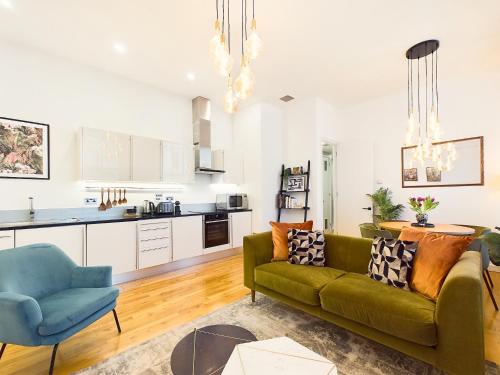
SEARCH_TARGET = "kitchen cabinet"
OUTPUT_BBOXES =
[163,141,195,184]
[213,150,244,185]
[230,211,252,248]
[0,230,15,251]
[81,127,131,181]
[15,225,85,265]
[172,216,203,261]
[86,221,137,275]
[131,136,162,182]
[138,219,172,269]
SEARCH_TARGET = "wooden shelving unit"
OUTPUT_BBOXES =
[277,160,311,222]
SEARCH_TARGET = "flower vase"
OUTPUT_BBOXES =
[416,213,429,227]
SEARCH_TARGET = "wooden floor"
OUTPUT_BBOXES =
[1,254,499,375]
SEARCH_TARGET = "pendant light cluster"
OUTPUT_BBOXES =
[209,0,262,113]
[405,40,457,171]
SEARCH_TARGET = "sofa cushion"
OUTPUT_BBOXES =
[319,273,437,346]
[255,262,345,306]
[38,287,119,336]
[288,229,326,266]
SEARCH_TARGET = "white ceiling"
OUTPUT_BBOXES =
[0,0,499,108]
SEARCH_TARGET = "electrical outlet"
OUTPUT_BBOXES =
[155,193,163,202]
[84,197,97,205]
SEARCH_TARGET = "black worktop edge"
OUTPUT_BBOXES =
[0,209,252,231]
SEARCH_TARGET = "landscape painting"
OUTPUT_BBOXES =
[0,117,50,179]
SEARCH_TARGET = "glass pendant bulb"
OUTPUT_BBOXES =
[224,78,239,113]
[209,20,223,59]
[244,19,262,60]
[214,41,234,77]
[234,58,255,99]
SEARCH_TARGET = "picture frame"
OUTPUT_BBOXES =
[403,168,418,182]
[401,136,484,188]
[0,117,50,180]
[287,175,306,192]
[426,167,442,182]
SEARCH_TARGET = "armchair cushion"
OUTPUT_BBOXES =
[71,266,112,288]
[37,287,119,336]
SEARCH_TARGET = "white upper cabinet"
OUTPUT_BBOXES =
[81,127,131,181]
[163,141,195,184]
[213,150,244,185]
[15,225,85,266]
[131,136,162,182]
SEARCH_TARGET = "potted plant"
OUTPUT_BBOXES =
[367,188,404,224]
[408,196,439,227]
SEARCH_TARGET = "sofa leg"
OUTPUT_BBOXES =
[251,290,255,303]
[0,343,6,360]
[484,272,499,311]
[486,269,494,289]
[112,309,122,333]
[49,343,59,375]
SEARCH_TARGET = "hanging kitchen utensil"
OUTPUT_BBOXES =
[99,188,106,211]
[122,188,128,204]
[106,188,112,209]
[112,188,117,206]
[118,189,123,204]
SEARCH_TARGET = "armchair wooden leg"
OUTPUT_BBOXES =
[251,290,255,303]
[486,269,494,289]
[0,343,6,360]
[112,308,122,333]
[484,271,499,311]
[49,343,59,375]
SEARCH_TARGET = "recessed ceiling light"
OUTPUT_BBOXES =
[186,73,196,81]
[113,42,127,54]
[0,0,14,10]
[280,95,295,102]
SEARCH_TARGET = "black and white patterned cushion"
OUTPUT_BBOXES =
[368,237,417,289]
[287,229,325,267]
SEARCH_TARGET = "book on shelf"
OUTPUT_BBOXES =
[277,193,305,209]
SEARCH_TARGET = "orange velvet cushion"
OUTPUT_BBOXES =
[398,227,427,242]
[410,232,473,301]
[270,221,314,261]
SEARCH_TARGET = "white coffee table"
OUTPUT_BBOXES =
[222,336,337,374]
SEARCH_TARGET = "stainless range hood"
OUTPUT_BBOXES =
[192,96,225,174]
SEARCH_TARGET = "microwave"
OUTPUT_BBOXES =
[216,194,248,210]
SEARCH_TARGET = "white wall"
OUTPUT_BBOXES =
[0,41,233,210]
[340,72,500,230]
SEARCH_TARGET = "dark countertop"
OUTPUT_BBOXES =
[0,209,252,231]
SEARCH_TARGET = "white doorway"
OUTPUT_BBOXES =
[322,142,336,232]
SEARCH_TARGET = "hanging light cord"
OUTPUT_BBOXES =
[245,0,248,39]
[410,57,413,113]
[222,0,225,35]
[216,0,219,20]
[417,57,420,138]
[431,51,434,108]
[407,58,410,118]
[228,0,231,54]
[252,0,255,19]
[241,0,244,55]
[436,49,439,118]
[425,47,428,137]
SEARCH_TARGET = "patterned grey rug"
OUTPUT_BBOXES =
[76,295,498,375]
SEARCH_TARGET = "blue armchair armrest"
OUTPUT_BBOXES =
[71,266,112,288]
[0,292,43,346]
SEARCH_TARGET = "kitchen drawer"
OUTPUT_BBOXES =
[139,245,171,269]
[0,230,14,250]
[139,237,171,251]
[138,220,171,241]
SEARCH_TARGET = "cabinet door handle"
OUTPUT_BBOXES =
[0,235,12,239]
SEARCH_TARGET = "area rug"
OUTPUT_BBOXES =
[76,295,498,375]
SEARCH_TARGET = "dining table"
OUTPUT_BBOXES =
[379,221,476,236]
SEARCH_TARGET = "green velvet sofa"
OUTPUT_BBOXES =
[243,232,485,375]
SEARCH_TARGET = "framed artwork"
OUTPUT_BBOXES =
[0,117,50,180]
[287,175,306,191]
[401,136,484,188]
[426,167,441,182]
[403,168,418,182]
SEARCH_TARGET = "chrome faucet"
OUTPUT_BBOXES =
[29,197,35,220]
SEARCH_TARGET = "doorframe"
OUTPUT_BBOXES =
[319,137,338,233]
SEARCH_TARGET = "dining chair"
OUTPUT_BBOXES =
[359,223,393,239]
[455,224,496,310]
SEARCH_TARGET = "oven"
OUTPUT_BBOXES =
[203,213,230,249]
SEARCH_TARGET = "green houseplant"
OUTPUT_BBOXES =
[367,187,404,224]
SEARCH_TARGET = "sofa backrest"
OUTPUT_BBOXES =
[324,233,372,274]
[0,243,76,300]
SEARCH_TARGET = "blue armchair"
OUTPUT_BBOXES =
[0,243,121,374]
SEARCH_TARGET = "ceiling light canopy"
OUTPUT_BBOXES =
[209,0,262,113]
[186,72,196,81]
[404,40,457,172]
[113,42,127,54]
